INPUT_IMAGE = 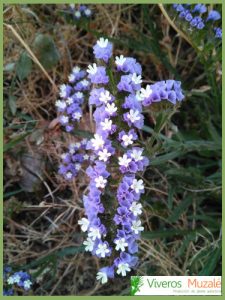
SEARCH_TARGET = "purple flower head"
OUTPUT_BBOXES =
[206,10,221,22]
[3,289,14,296]
[192,4,207,14]
[89,87,106,106]
[92,106,108,125]
[197,21,205,30]
[214,27,222,39]
[123,109,144,129]
[7,271,32,291]
[95,241,111,258]
[79,5,87,12]
[96,266,114,284]
[68,66,86,83]
[123,94,142,111]
[117,74,142,93]
[173,4,185,12]
[118,129,138,148]
[59,84,72,99]
[56,38,185,282]
[93,38,113,63]
[117,57,142,75]
[185,12,193,22]
[87,64,109,84]
[75,79,90,91]
[179,9,189,19]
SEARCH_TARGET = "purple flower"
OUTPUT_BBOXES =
[56,37,185,282]
[75,79,90,91]
[96,266,114,284]
[185,12,193,22]
[115,57,142,75]
[122,94,142,111]
[69,4,92,19]
[123,109,144,129]
[173,4,185,12]
[214,27,222,39]
[118,129,138,148]
[197,21,205,30]
[87,64,109,84]
[141,80,184,106]
[3,289,14,296]
[89,88,106,106]
[206,10,221,22]
[68,66,86,83]
[93,38,113,63]
[192,4,207,14]
[117,74,142,93]
[59,84,72,98]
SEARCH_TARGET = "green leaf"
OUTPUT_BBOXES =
[168,195,193,223]
[33,34,60,69]
[150,150,183,166]
[167,185,175,210]
[8,95,17,116]
[142,228,192,239]
[55,246,85,258]
[198,241,221,276]
[3,131,31,152]
[16,51,33,81]
[21,246,85,270]
[4,189,24,199]
[142,227,218,240]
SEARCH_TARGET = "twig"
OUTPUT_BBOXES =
[158,4,194,49]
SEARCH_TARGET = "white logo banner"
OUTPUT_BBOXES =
[131,276,221,295]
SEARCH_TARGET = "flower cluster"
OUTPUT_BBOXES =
[172,4,222,38]
[214,27,222,39]
[57,38,184,283]
[55,66,90,132]
[3,267,32,296]
[58,139,92,180]
[69,4,92,19]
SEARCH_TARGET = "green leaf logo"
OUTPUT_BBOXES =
[131,276,144,295]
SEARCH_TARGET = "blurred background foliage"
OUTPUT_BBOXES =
[3,3,221,296]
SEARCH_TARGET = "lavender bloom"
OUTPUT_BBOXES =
[69,4,92,19]
[75,79,90,91]
[192,4,207,14]
[6,270,32,292]
[172,4,205,30]
[173,4,185,12]
[185,12,193,22]
[115,57,142,75]
[140,80,184,106]
[87,64,109,84]
[59,140,88,180]
[56,37,184,283]
[173,4,221,34]
[3,289,14,296]
[68,66,86,83]
[89,87,106,106]
[117,74,142,93]
[123,109,144,129]
[96,266,114,284]
[214,27,222,39]
[56,67,91,131]
[118,129,138,148]
[93,38,113,63]
[206,10,221,22]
